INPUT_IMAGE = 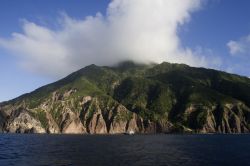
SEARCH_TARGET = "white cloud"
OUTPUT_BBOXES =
[0,0,214,78]
[227,35,250,56]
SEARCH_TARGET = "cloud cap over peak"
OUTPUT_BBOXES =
[0,0,206,78]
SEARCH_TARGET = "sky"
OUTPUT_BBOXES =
[0,0,250,102]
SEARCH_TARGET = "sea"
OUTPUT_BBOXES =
[0,134,249,166]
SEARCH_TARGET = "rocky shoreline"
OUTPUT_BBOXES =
[1,62,250,134]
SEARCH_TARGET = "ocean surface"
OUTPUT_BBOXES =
[0,134,249,166]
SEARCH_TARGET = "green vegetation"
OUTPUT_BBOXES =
[30,109,48,129]
[115,110,133,122]
[3,61,250,132]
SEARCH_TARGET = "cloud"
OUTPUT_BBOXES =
[0,0,212,78]
[227,35,250,56]
[225,34,250,76]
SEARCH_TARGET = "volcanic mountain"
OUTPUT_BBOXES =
[0,61,250,134]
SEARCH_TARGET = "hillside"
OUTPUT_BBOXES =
[0,61,250,134]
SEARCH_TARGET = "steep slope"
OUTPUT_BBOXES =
[0,61,250,134]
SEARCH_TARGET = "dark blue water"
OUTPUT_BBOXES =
[0,134,250,166]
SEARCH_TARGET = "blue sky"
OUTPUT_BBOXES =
[0,0,109,102]
[0,0,250,102]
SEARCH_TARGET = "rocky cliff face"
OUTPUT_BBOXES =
[0,95,146,134]
[184,103,250,133]
[1,61,250,134]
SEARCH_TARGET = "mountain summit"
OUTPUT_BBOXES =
[1,61,250,134]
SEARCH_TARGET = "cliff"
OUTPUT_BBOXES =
[0,61,250,134]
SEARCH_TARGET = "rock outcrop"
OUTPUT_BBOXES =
[0,61,250,134]
[184,102,250,133]
[4,109,46,133]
